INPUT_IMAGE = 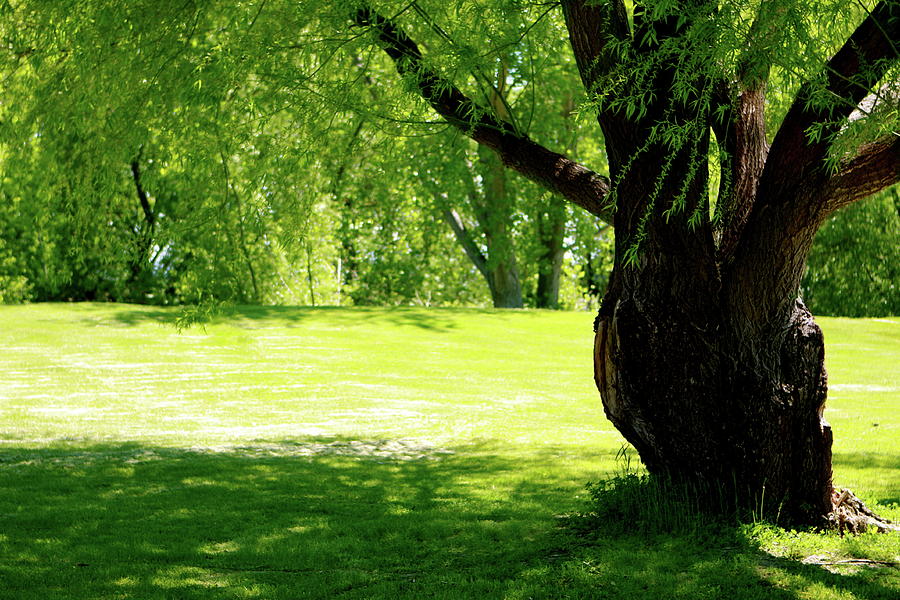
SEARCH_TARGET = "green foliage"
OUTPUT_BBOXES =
[803,187,900,317]
[566,209,615,309]
[0,240,30,303]
[0,0,614,308]
[0,0,894,308]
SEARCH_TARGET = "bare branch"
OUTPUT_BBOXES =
[762,0,900,194]
[352,6,612,222]
[439,205,490,281]
[822,136,900,212]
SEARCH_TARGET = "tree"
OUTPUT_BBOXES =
[3,0,897,524]
[351,0,899,524]
[387,49,589,309]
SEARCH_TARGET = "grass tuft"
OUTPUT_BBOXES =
[580,471,714,535]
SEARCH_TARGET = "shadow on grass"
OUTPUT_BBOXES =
[72,302,576,333]
[0,440,896,599]
[92,304,482,332]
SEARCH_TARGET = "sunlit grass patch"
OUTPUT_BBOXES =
[0,303,897,598]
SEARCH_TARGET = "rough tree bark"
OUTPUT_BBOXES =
[355,1,900,525]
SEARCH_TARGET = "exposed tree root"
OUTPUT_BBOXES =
[827,488,900,535]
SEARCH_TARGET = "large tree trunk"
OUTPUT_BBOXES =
[584,105,837,520]
[592,157,834,522]
[594,292,833,522]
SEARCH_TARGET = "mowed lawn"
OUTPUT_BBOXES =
[0,303,897,599]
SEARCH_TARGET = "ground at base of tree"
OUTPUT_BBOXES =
[0,304,897,599]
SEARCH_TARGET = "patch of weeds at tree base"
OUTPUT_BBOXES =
[548,471,900,599]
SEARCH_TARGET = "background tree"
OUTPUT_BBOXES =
[802,186,900,317]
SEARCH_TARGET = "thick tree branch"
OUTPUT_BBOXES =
[762,0,900,194]
[717,86,769,261]
[822,136,900,212]
[725,2,899,326]
[560,0,629,94]
[352,7,612,222]
[713,1,790,259]
[560,0,632,166]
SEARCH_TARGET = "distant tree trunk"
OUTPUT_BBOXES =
[535,203,566,308]
[475,69,523,309]
[219,151,260,303]
[440,197,523,309]
[473,145,522,308]
[332,120,367,293]
[470,147,523,308]
[305,241,317,306]
[486,255,523,308]
[338,201,360,290]
[235,206,260,303]
[127,154,156,301]
[533,93,580,310]
[435,141,524,309]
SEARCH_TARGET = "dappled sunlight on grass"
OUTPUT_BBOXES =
[0,304,897,598]
[0,440,595,598]
[2,440,896,599]
[0,303,604,448]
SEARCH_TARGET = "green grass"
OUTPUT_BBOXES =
[0,303,897,599]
